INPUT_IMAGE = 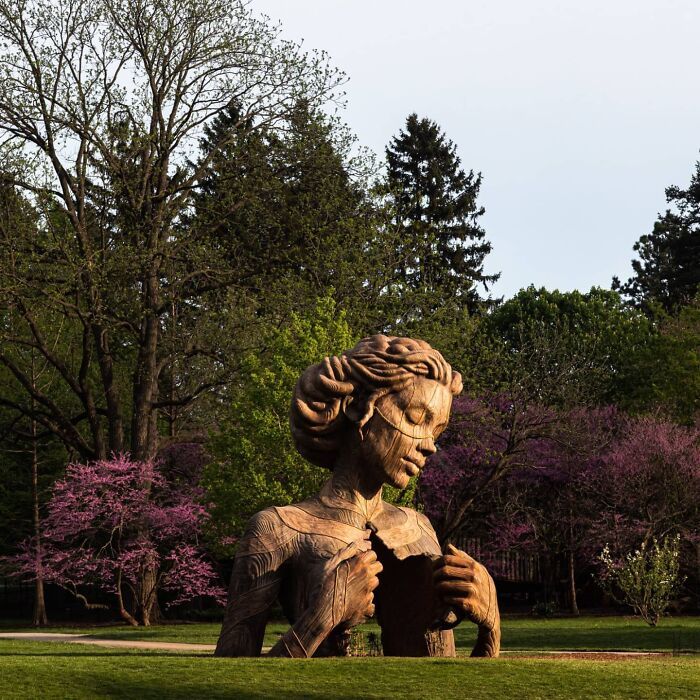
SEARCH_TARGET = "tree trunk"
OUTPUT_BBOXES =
[116,570,139,626]
[567,550,579,616]
[33,577,48,627]
[130,272,164,625]
[137,567,160,626]
[566,509,579,616]
[30,397,48,626]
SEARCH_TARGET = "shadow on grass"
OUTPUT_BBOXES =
[73,678,348,700]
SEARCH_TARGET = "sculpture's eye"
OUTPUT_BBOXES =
[405,409,424,425]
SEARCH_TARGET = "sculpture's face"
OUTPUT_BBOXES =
[360,377,452,490]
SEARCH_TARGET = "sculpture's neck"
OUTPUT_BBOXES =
[326,460,383,524]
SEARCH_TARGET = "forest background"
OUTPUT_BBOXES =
[0,0,698,627]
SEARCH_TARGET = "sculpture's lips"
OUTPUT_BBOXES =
[402,457,424,475]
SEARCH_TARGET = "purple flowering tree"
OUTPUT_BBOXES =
[586,414,700,558]
[8,451,225,626]
[420,392,557,543]
[477,407,621,614]
[424,400,700,613]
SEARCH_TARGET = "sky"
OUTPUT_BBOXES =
[253,0,700,300]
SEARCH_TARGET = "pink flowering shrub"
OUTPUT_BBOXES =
[421,399,700,612]
[8,451,225,625]
[420,392,556,541]
[587,415,700,555]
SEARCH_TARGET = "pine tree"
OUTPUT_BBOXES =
[614,161,700,313]
[383,113,498,321]
[189,101,388,330]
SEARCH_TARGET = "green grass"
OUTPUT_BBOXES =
[0,640,698,699]
[4,615,699,652]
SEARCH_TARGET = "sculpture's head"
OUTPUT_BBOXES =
[290,334,463,489]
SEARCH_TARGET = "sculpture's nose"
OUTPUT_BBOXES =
[419,436,437,456]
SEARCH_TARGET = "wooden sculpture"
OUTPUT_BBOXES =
[215,335,500,658]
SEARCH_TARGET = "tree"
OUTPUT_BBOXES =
[613,161,700,313]
[189,101,390,332]
[476,287,654,406]
[0,0,343,464]
[0,0,343,623]
[7,452,225,626]
[419,392,557,543]
[624,298,700,423]
[478,407,621,615]
[424,401,700,612]
[598,536,683,626]
[204,296,356,549]
[382,113,498,327]
[586,415,700,560]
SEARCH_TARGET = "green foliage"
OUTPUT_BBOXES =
[530,601,559,618]
[0,0,345,462]
[598,536,684,626]
[613,161,700,313]
[381,113,498,330]
[473,286,655,405]
[625,298,700,422]
[204,296,356,549]
[189,101,389,334]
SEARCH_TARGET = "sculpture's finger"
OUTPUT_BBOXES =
[433,565,476,582]
[360,549,378,564]
[446,543,477,564]
[435,580,478,597]
[442,596,476,616]
[328,537,371,569]
[437,554,474,570]
[368,560,383,577]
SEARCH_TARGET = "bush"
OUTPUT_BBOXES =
[598,535,683,626]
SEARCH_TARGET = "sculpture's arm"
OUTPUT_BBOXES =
[214,510,288,657]
[433,544,501,658]
[215,512,381,659]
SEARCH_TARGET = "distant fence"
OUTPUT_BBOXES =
[451,535,543,584]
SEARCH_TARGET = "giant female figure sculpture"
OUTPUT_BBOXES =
[215,335,500,658]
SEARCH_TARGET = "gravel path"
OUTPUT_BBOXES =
[0,632,216,652]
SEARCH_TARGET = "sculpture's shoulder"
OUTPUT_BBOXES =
[270,498,366,546]
[412,509,440,539]
[374,503,442,559]
[236,506,299,557]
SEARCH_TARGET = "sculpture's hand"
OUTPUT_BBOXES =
[316,532,383,630]
[269,533,382,658]
[433,544,499,637]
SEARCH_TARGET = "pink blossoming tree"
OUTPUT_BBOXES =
[8,450,225,625]
[423,400,700,615]
[420,392,557,542]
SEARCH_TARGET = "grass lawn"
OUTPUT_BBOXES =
[3,615,699,652]
[0,640,698,699]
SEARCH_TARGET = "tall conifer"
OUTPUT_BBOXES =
[384,113,498,319]
[614,161,700,313]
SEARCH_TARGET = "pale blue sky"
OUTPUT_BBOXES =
[254,0,700,299]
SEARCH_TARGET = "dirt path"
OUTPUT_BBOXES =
[0,632,216,652]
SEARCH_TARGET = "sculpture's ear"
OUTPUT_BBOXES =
[341,395,368,425]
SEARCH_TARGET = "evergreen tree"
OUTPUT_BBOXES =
[383,114,498,323]
[614,160,700,313]
[189,101,389,332]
